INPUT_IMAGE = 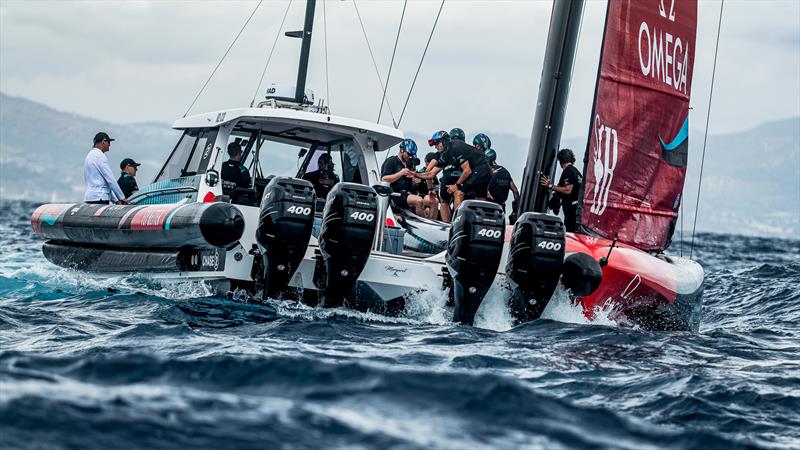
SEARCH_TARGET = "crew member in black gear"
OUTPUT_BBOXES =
[540,148,583,232]
[381,139,431,215]
[485,149,520,214]
[221,141,252,194]
[117,157,141,198]
[303,153,340,199]
[417,130,492,212]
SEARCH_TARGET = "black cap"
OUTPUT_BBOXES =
[120,158,141,170]
[93,132,115,144]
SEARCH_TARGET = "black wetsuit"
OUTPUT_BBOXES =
[436,141,491,199]
[302,170,340,199]
[381,155,413,209]
[487,165,513,210]
[117,173,139,198]
[555,164,582,232]
[221,160,252,194]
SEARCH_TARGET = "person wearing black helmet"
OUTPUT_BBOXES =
[303,152,340,199]
[540,148,583,231]
[485,149,520,216]
[117,158,141,198]
[472,133,491,154]
[221,141,252,195]
[381,139,432,214]
[417,130,492,215]
[424,128,463,221]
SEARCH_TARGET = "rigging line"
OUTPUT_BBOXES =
[377,0,408,124]
[352,0,398,127]
[690,0,725,259]
[397,0,445,127]
[323,0,330,112]
[680,191,684,257]
[185,0,264,117]
[250,0,293,107]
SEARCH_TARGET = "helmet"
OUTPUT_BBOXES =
[399,138,418,156]
[557,148,576,164]
[449,128,466,141]
[473,133,491,150]
[318,153,334,164]
[428,130,450,147]
[485,148,497,163]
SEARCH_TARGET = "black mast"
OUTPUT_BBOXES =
[288,0,316,104]
[517,0,585,214]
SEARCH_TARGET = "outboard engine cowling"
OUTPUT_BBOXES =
[316,182,379,307]
[446,200,505,325]
[562,252,603,297]
[505,212,565,323]
[256,176,316,298]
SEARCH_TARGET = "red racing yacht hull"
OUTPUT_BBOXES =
[564,232,704,331]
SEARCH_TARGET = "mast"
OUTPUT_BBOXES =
[517,0,585,214]
[289,0,317,103]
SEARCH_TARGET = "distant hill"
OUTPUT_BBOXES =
[2,92,798,238]
[0,92,179,201]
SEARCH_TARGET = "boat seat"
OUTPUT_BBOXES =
[230,187,259,207]
[254,175,275,201]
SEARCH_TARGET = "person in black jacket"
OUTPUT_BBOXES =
[303,153,340,199]
[540,148,583,231]
[485,149,520,214]
[117,158,141,198]
[221,141,252,194]
[417,130,492,213]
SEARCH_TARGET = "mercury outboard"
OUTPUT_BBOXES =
[445,200,505,325]
[255,177,316,298]
[315,182,379,307]
[505,212,565,323]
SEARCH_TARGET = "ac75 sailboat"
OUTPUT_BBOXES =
[31,0,704,331]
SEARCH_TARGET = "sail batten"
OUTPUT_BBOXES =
[578,0,698,251]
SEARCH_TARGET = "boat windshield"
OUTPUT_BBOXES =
[225,126,366,185]
[154,128,219,182]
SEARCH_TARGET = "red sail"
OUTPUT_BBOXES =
[579,0,697,251]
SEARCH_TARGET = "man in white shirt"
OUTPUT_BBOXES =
[84,132,127,205]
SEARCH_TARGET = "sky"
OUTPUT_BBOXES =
[1,0,799,141]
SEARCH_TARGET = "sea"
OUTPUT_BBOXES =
[1,200,798,450]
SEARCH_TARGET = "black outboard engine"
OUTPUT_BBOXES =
[315,182,379,307]
[255,176,316,298]
[446,200,505,325]
[505,212,565,323]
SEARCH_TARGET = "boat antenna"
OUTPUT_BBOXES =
[251,0,293,107]
[690,0,725,259]
[353,0,399,127]
[291,0,317,104]
[397,0,445,128]
[322,0,331,112]
[184,0,264,117]
[377,0,408,125]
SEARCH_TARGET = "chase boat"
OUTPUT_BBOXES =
[31,0,705,330]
